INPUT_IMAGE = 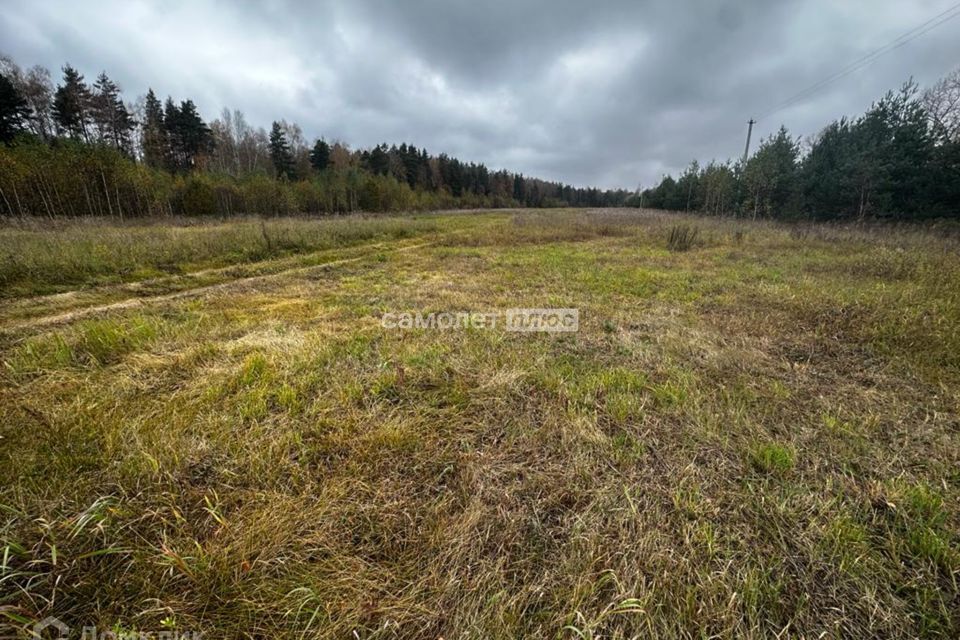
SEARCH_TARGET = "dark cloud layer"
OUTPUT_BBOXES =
[2,0,958,188]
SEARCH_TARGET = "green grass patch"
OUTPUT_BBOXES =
[749,442,795,475]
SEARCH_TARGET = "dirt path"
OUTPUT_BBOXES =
[1,240,434,336]
[4,248,320,311]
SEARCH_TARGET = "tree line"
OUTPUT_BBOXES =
[636,70,960,220]
[0,55,630,218]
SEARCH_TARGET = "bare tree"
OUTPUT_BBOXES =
[329,141,354,170]
[206,108,273,176]
[0,56,55,140]
[210,108,239,174]
[922,66,960,142]
[279,119,310,178]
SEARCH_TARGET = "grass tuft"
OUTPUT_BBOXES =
[666,224,699,251]
[749,442,795,474]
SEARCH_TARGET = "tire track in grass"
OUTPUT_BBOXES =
[1,235,431,319]
[0,240,435,337]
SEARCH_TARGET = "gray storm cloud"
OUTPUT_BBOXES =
[2,0,958,189]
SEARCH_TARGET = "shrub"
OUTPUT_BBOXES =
[177,176,218,216]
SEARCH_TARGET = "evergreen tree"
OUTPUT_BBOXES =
[659,175,683,209]
[399,143,421,188]
[367,143,389,176]
[700,161,736,215]
[163,98,213,171]
[387,144,407,183]
[177,100,213,167]
[419,148,431,189]
[676,160,701,212]
[743,126,799,218]
[0,73,30,144]
[91,72,118,143]
[874,81,934,217]
[162,97,182,171]
[52,64,91,140]
[90,72,135,154]
[269,121,294,179]
[798,119,855,218]
[141,89,166,168]
[799,82,935,219]
[513,173,525,202]
[309,138,330,171]
[928,136,960,215]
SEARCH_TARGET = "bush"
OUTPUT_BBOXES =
[177,176,218,216]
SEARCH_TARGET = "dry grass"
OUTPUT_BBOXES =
[666,224,700,252]
[0,214,446,298]
[1,209,958,638]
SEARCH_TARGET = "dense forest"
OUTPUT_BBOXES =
[638,69,960,220]
[0,55,630,218]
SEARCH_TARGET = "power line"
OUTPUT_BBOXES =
[755,2,960,121]
[757,3,960,120]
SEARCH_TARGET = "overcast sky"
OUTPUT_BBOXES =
[2,0,958,189]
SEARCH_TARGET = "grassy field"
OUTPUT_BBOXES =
[1,209,958,638]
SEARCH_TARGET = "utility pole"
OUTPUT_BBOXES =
[742,118,755,166]
[734,119,755,217]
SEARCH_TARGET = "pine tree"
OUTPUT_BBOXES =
[91,72,117,143]
[676,160,701,212]
[52,64,91,140]
[798,119,853,218]
[90,72,134,154]
[877,81,934,216]
[141,89,166,168]
[0,72,30,143]
[269,121,294,179]
[163,98,213,171]
[162,98,182,171]
[513,173,525,202]
[742,126,799,218]
[309,138,330,172]
[177,100,213,166]
[367,143,389,176]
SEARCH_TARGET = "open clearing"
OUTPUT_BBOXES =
[1,209,959,638]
